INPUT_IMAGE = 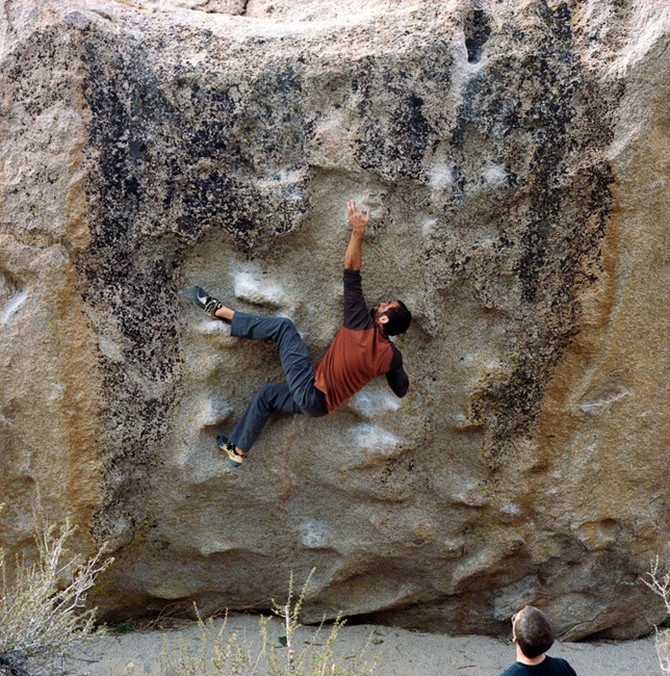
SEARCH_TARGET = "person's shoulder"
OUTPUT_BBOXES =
[545,655,576,674]
[499,663,528,676]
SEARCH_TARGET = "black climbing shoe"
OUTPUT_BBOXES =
[217,433,246,468]
[193,286,226,321]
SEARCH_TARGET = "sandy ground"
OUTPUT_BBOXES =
[62,614,661,676]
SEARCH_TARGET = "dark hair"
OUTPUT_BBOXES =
[383,300,411,336]
[514,606,555,659]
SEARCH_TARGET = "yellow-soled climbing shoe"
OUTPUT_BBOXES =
[217,433,246,468]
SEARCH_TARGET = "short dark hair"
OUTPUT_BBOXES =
[514,606,555,659]
[383,300,411,336]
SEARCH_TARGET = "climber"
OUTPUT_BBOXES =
[193,200,411,467]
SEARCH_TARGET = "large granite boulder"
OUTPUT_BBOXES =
[1,0,668,639]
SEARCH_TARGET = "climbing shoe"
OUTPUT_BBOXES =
[193,286,226,320]
[217,433,246,468]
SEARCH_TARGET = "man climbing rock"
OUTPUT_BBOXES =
[194,200,411,467]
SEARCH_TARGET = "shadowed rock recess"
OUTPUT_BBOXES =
[1,0,669,640]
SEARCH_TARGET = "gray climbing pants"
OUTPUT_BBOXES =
[228,313,328,452]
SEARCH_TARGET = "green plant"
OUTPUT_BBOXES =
[642,545,670,674]
[0,516,112,676]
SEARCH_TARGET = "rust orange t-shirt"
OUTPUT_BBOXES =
[314,269,408,413]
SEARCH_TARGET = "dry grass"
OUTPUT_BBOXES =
[156,570,379,676]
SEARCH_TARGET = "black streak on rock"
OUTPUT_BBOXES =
[464,8,492,64]
[451,2,616,470]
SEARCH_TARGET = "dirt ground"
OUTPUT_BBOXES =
[62,614,660,675]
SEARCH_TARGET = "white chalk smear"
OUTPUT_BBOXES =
[1,289,28,326]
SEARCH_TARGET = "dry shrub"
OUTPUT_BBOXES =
[642,544,670,674]
[0,516,111,676]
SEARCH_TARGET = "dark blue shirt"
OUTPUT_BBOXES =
[500,655,577,676]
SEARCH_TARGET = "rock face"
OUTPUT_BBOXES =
[1,0,669,639]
